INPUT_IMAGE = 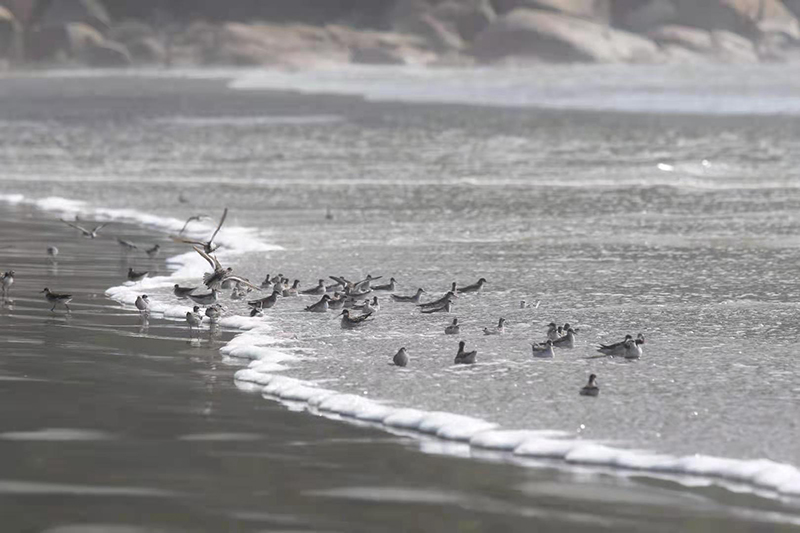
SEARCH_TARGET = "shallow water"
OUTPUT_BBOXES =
[1,68,800,510]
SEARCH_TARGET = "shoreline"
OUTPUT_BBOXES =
[4,191,800,505]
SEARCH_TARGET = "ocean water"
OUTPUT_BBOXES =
[2,66,800,501]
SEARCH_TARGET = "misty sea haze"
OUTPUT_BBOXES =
[1,64,800,530]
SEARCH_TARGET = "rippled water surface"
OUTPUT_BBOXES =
[2,68,800,473]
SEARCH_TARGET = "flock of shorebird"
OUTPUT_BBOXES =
[2,208,647,397]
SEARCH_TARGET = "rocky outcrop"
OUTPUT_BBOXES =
[648,24,760,62]
[432,0,496,41]
[491,0,610,21]
[471,7,661,62]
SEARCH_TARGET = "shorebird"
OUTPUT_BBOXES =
[179,214,210,235]
[186,306,203,330]
[301,279,326,295]
[531,340,555,358]
[444,318,460,335]
[353,296,380,314]
[260,273,273,290]
[173,284,197,299]
[546,322,559,341]
[171,207,227,253]
[391,288,425,303]
[1,270,14,299]
[580,374,599,397]
[41,288,72,312]
[193,246,256,291]
[454,341,477,365]
[353,274,381,292]
[483,317,506,335]
[188,288,218,306]
[325,281,344,293]
[46,246,59,261]
[145,244,160,258]
[117,238,138,251]
[372,277,397,292]
[328,293,345,310]
[205,304,222,323]
[247,290,280,310]
[553,327,576,349]
[393,347,409,367]
[61,219,107,239]
[421,300,452,314]
[624,336,645,360]
[459,278,486,293]
[597,335,633,356]
[230,282,251,300]
[135,295,150,314]
[340,309,372,329]
[418,291,456,309]
[305,294,331,313]
[282,280,300,297]
[127,268,148,282]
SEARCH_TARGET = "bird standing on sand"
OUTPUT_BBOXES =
[135,295,150,314]
[454,341,477,365]
[205,304,222,323]
[41,287,72,312]
[128,268,148,282]
[580,374,599,397]
[393,347,409,367]
[1,270,14,299]
[61,219,108,239]
[340,309,372,329]
[444,318,460,335]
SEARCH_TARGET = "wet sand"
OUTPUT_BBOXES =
[1,203,799,532]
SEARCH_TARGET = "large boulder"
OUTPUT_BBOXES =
[471,7,661,62]
[491,0,610,22]
[36,0,112,33]
[389,0,465,52]
[433,0,496,41]
[613,0,677,33]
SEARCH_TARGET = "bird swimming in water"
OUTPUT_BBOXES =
[340,309,373,329]
[580,374,599,397]
[597,334,633,356]
[46,246,59,261]
[421,300,452,314]
[418,291,456,309]
[444,318,460,335]
[483,317,506,335]
[531,340,555,358]
[327,293,345,310]
[248,290,280,310]
[135,294,150,314]
[353,274,381,292]
[624,335,645,360]
[459,278,486,293]
[41,287,73,312]
[454,341,477,365]
[283,280,300,297]
[553,327,576,349]
[1,270,14,300]
[546,322,559,341]
[127,268,148,282]
[372,278,397,292]
[393,347,409,367]
[188,288,219,306]
[173,284,197,299]
[305,294,331,313]
[301,279,326,295]
[61,219,108,239]
[205,304,222,323]
[145,244,160,258]
[391,288,425,303]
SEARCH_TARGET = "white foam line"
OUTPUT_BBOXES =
[5,192,800,500]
